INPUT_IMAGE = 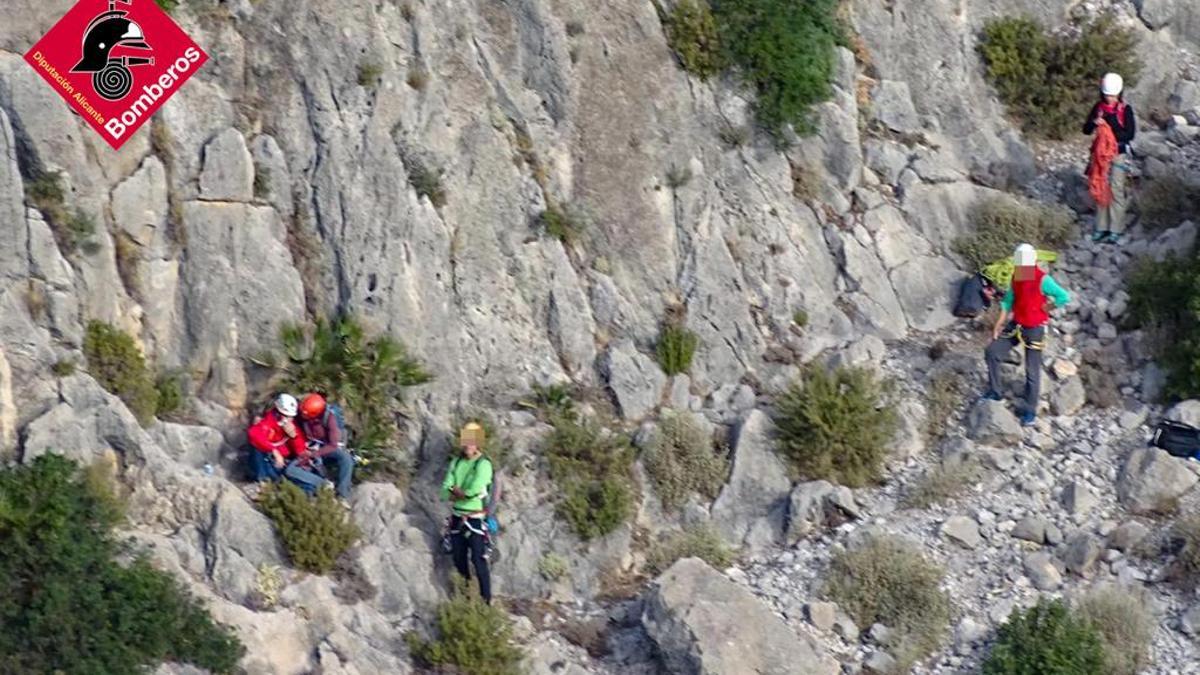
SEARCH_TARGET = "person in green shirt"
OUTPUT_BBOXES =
[441,422,494,603]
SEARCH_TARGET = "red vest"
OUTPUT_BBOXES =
[1012,267,1048,328]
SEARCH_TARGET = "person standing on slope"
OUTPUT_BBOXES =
[441,423,495,603]
[1084,72,1137,244]
[982,244,1071,427]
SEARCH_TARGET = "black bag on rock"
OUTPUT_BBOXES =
[954,274,989,318]
[1150,420,1200,458]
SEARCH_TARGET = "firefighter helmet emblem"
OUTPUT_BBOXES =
[71,0,154,101]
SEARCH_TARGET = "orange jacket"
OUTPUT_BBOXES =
[247,409,307,457]
[1087,122,1118,208]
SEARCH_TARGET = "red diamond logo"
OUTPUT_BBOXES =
[23,0,209,150]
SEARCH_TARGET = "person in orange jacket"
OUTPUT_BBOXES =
[247,393,326,495]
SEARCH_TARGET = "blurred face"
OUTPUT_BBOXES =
[462,441,481,459]
[1014,265,1035,282]
[1103,93,1118,104]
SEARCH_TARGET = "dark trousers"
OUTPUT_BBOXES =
[450,516,491,603]
[985,322,1046,414]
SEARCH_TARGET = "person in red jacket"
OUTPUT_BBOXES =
[247,393,326,495]
[982,244,1072,427]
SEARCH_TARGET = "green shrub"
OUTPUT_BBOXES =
[25,170,98,255]
[538,553,570,581]
[271,316,431,479]
[793,309,809,328]
[51,358,76,377]
[902,458,982,509]
[155,0,180,12]
[1163,514,1200,590]
[0,455,242,673]
[644,411,728,510]
[645,526,735,574]
[656,324,699,376]
[406,581,524,675]
[357,61,382,87]
[1128,253,1200,399]
[539,203,585,244]
[775,365,898,487]
[982,598,1105,675]
[545,416,637,540]
[155,370,185,419]
[664,0,724,79]
[257,481,360,574]
[713,0,845,136]
[524,382,577,421]
[925,371,961,440]
[253,166,272,199]
[979,14,1141,139]
[1139,176,1200,230]
[1076,586,1153,675]
[953,197,1074,269]
[408,160,446,208]
[83,321,160,425]
[825,535,950,671]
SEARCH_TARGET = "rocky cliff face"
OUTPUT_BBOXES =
[3,0,1200,672]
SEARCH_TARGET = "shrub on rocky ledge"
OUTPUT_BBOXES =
[1128,253,1200,399]
[644,411,729,510]
[824,534,950,671]
[258,481,360,574]
[982,597,1105,675]
[954,196,1073,270]
[406,581,524,675]
[545,415,636,540]
[775,364,898,487]
[645,526,735,575]
[84,320,160,425]
[1076,585,1153,675]
[0,455,243,673]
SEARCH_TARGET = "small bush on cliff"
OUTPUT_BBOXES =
[26,170,99,255]
[664,0,724,79]
[775,364,898,487]
[1128,253,1200,399]
[257,481,361,574]
[979,14,1141,138]
[982,598,1105,675]
[825,534,950,671]
[645,525,736,574]
[270,316,431,479]
[656,324,699,375]
[644,411,728,510]
[713,0,845,136]
[1076,585,1153,675]
[954,197,1074,270]
[0,455,243,673]
[83,320,160,425]
[406,580,524,675]
[545,415,636,540]
[1139,176,1200,230]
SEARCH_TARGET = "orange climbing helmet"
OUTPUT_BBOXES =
[299,393,327,419]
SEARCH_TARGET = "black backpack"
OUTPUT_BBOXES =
[953,274,991,318]
[1150,420,1200,458]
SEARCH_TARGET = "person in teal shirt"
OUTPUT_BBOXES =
[441,423,494,602]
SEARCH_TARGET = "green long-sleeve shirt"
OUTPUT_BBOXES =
[999,275,1071,312]
[441,456,493,515]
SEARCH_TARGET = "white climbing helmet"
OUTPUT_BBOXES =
[275,393,299,417]
[1101,72,1124,96]
[1014,243,1037,267]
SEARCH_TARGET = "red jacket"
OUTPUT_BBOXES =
[248,409,306,457]
[1012,267,1049,328]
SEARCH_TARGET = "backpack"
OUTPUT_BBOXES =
[1150,420,1200,458]
[954,274,989,318]
[323,403,348,439]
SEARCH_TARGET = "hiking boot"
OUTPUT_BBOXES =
[1091,230,1110,242]
[1104,232,1122,245]
[1019,411,1037,427]
[981,390,1003,402]
[336,497,352,511]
